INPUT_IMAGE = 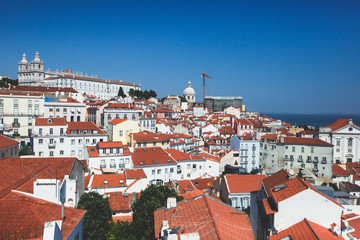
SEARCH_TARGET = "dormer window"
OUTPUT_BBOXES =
[104,180,108,185]
[119,180,124,184]
[48,119,53,123]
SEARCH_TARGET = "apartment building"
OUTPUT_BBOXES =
[0,92,44,137]
[43,97,86,122]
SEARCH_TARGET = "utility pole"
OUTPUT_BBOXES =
[201,72,213,105]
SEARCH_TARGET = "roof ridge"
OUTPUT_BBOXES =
[203,196,221,239]
[304,218,321,240]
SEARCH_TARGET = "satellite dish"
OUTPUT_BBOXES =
[289,169,295,176]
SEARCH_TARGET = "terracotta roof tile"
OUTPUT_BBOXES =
[333,164,350,176]
[67,122,105,134]
[282,137,333,146]
[225,174,266,193]
[326,118,360,131]
[269,218,344,240]
[125,169,147,179]
[109,118,128,125]
[0,191,86,239]
[154,195,255,240]
[90,174,126,188]
[132,147,177,167]
[35,117,67,126]
[0,135,19,149]
[108,192,131,212]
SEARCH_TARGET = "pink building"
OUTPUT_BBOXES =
[233,119,254,136]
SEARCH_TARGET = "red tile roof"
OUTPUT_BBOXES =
[190,177,215,191]
[261,134,278,141]
[154,195,255,240]
[341,181,360,192]
[45,74,139,87]
[125,169,147,179]
[112,215,133,223]
[346,217,360,239]
[108,192,131,212]
[131,147,177,167]
[67,121,105,134]
[225,174,266,193]
[326,118,359,131]
[262,169,289,197]
[0,157,77,198]
[333,164,350,177]
[176,180,195,194]
[164,149,191,161]
[0,191,86,239]
[282,137,333,146]
[35,117,67,126]
[98,141,125,148]
[90,174,126,188]
[109,118,128,125]
[9,85,78,93]
[342,213,359,220]
[269,218,344,240]
[179,189,204,200]
[0,135,19,149]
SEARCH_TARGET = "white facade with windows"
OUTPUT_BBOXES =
[0,92,44,137]
[44,99,86,122]
[18,52,141,99]
[33,118,107,159]
[319,119,360,164]
[230,135,260,173]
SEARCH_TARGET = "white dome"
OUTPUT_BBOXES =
[20,53,27,64]
[183,81,195,96]
[183,81,196,103]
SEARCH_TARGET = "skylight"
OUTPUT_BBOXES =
[153,161,157,164]
[140,162,144,165]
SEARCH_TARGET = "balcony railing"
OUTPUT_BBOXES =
[48,142,56,148]
[321,160,327,164]
[100,164,106,169]
[297,158,303,162]
[312,168,319,172]
[289,158,294,162]
[110,164,116,168]
[313,159,319,163]
[306,159,312,163]
[12,123,20,128]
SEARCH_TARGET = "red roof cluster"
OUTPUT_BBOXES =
[154,195,255,240]
[35,117,67,126]
[225,174,266,193]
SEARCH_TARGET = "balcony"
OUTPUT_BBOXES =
[321,160,327,164]
[297,158,303,162]
[177,169,182,174]
[289,158,294,162]
[48,142,56,148]
[312,168,319,172]
[306,159,312,163]
[110,164,116,168]
[100,164,106,169]
[12,122,20,128]
[284,157,289,161]
[313,159,319,164]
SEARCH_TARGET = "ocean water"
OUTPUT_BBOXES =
[262,113,360,127]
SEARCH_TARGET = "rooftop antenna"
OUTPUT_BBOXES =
[201,72,213,105]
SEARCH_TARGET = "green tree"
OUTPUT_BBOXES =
[77,192,112,240]
[143,90,150,99]
[106,221,136,240]
[19,144,32,156]
[128,89,135,97]
[117,87,126,98]
[149,90,157,98]
[131,185,183,240]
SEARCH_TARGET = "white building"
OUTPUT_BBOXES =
[103,103,144,129]
[44,97,86,122]
[86,141,132,174]
[0,91,45,137]
[230,134,260,173]
[18,52,141,99]
[319,118,360,164]
[33,118,107,159]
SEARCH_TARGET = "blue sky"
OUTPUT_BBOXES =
[1,0,360,114]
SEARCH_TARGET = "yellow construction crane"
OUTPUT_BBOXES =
[201,72,213,104]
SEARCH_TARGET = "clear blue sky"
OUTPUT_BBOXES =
[1,0,360,114]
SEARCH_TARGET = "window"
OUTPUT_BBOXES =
[348,138,353,147]
[336,139,340,147]
[49,108,53,112]
[170,168,174,173]
[292,147,295,152]
[92,139,96,144]
[71,139,75,145]
[60,128,63,135]
[187,164,191,169]
[125,158,129,164]
[14,108,18,115]
[0,99,3,107]
[13,99,18,107]
[60,150,64,155]
[50,128,53,135]
[28,100,32,107]
[56,108,60,112]
[50,151,54,156]
[39,151,43,156]
[35,100,39,107]
[301,147,304,153]
[63,108,67,113]
[152,170,155,175]
[78,139,82,144]
[336,148,340,152]
[157,169,161,174]
[49,139,54,144]
[39,128,43,136]
[28,118,32,126]
[10,148,13,156]
[71,150,75,156]
[311,147,314,153]
[119,130,123,137]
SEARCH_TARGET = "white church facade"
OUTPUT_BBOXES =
[18,52,141,100]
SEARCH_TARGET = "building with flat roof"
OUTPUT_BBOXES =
[205,96,243,113]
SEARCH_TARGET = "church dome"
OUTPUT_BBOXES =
[183,81,195,96]
[183,81,196,103]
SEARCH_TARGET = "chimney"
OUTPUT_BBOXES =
[61,201,65,220]
[281,137,284,143]
[167,197,177,209]
[350,119,353,125]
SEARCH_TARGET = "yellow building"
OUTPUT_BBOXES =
[289,127,304,134]
[0,92,45,138]
[108,118,141,144]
